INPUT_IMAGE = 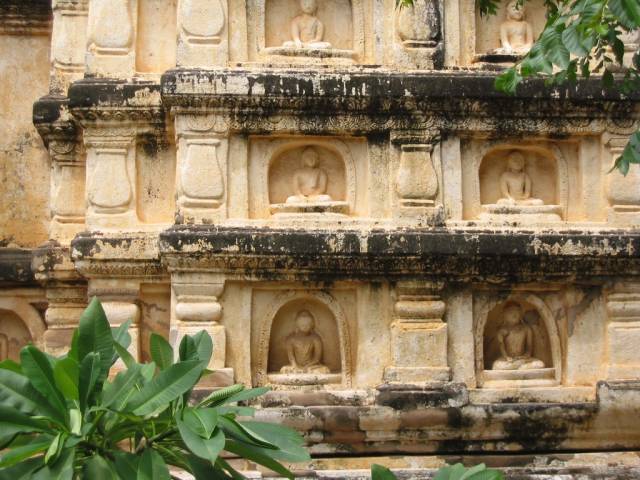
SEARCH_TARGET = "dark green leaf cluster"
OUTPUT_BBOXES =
[372,462,504,480]
[0,297,310,479]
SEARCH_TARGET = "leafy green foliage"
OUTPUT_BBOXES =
[371,462,504,480]
[0,297,310,479]
[398,0,640,175]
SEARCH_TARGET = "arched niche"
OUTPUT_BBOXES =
[475,294,562,388]
[258,139,356,217]
[252,0,366,62]
[471,142,568,221]
[0,298,46,362]
[255,291,352,387]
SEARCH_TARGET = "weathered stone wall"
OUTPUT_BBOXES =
[3,0,640,474]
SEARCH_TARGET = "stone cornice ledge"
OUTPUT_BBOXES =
[158,226,640,282]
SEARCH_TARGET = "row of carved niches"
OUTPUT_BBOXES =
[476,295,560,388]
[252,289,355,388]
[249,137,366,219]
[462,141,577,223]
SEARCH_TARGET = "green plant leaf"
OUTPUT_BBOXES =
[20,346,67,416]
[225,439,294,479]
[53,357,79,401]
[0,406,50,445]
[0,456,44,480]
[0,368,63,422]
[114,342,137,369]
[111,320,132,365]
[218,387,270,406]
[218,416,278,450]
[460,463,487,480]
[32,446,75,480]
[79,352,101,413]
[187,455,229,480]
[43,432,66,465]
[78,297,114,382]
[372,464,397,480]
[609,0,640,29]
[0,436,51,468]
[467,470,505,480]
[178,421,225,461]
[102,363,143,410]
[83,455,119,479]
[179,331,213,365]
[150,333,174,370]
[494,68,522,94]
[0,359,21,374]
[183,407,219,438]
[127,360,204,416]
[434,463,468,480]
[113,451,140,480]
[198,384,245,407]
[238,421,310,462]
[137,448,171,480]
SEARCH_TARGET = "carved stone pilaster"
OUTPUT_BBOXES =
[32,242,87,357]
[384,280,450,383]
[171,272,233,385]
[392,131,444,224]
[34,96,86,242]
[83,128,137,230]
[175,113,228,224]
[177,0,228,67]
[392,0,441,69]
[51,0,88,93]
[606,282,640,381]
[85,0,135,77]
[606,136,640,226]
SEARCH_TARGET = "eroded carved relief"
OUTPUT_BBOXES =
[280,310,331,374]
[476,294,562,388]
[491,303,545,370]
[269,144,349,215]
[255,291,352,387]
[478,147,564,222]
[395,0,439,48]
[396,144,438,206]
[260,0,361,62]
[177,0,228,67]
[282,0,332,50]
[495,1,533,56]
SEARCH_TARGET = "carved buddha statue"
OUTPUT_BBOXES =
[492,303,545,370]
[280,310,330,374]
[286,147,333,204]
[282,0,332,50]
[497,151,543,206]
[495,0,533,55]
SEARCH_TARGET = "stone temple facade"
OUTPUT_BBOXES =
[3,0,640,476]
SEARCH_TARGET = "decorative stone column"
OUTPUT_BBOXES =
[606,282,640,380]
[177,0,228,67]
[392,0,441,68]
[175,113,228,224]
[89,278,142,362]
[34,97,86,243]
[392,131,444,224]
[33,244,87,357]
[606,136,640,226]
[171,272,233,385]
[384,281,451,383]
[84,127,137,230]
[86,0,135,77]
[51,0,88,93]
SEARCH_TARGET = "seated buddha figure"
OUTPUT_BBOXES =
[286,147,333,204]
[496,0,533,55]
[496,151,544,206]
[492,303,545,371]
[280,310,330,374]
[282,0,332,50]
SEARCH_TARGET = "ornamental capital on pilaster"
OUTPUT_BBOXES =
[52,0,88,12]
[174,111,230,139]
[390,126,440,146]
